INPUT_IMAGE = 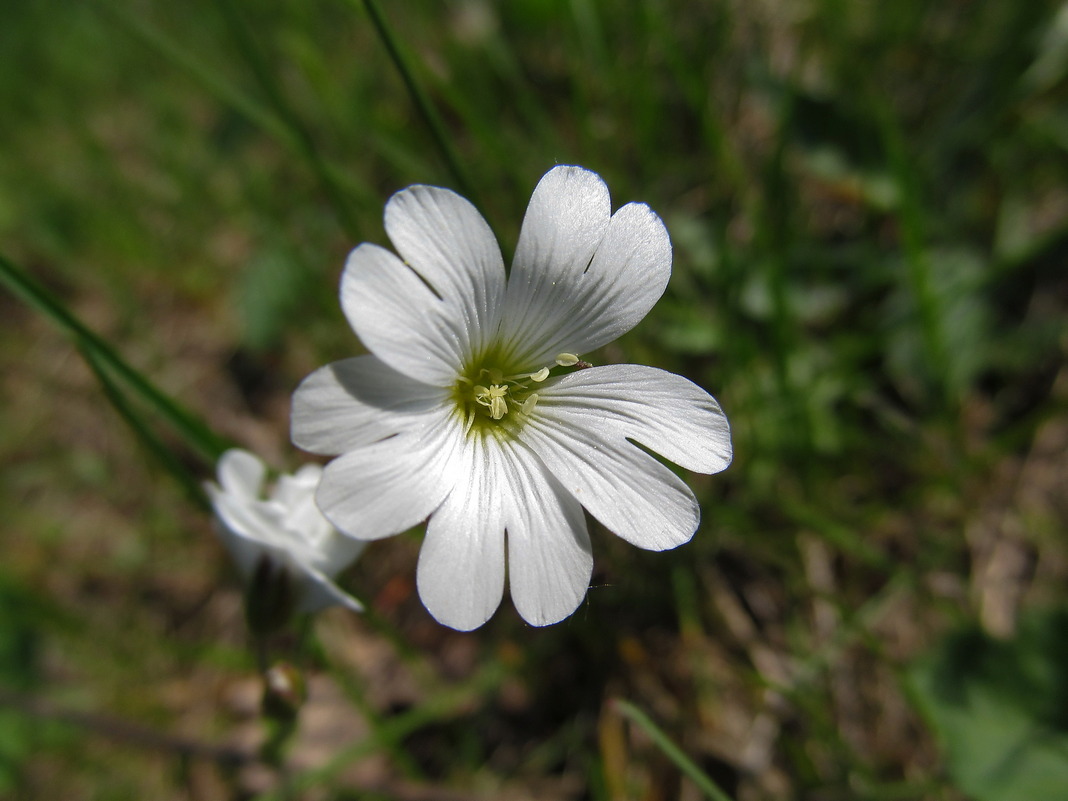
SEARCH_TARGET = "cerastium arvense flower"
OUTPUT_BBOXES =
[292,166,731,630]
[206,449,365,632]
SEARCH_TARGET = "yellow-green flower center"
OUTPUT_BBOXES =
[452,353,582,436]
[454,365,541,433]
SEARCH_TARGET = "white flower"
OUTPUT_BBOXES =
[206,449,365,620]
[291,166,732,631]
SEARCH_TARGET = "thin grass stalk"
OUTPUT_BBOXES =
[79,344,212,513]
[215,0,362,239]
[303,634,425,780]
[757,89,812,454]
[357,0,482,211]
[874,102,953,413]
[764,93,797,395]
[98,2,377,215]
[93,1,288,142]
[0,253,231,462]
[612,699,735,801]
[568,0,611,78]
[0,686,252,767]
[481,36,562,156]
[257,659,508,800]
[782,498,891,570]
[641,0,746,201]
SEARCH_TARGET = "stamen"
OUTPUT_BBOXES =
[555,353,579,367]
[460,361,550,427]
[474,384,509,420]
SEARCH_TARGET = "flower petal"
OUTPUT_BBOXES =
[316,422,462,542]
[272,463,320,508]
[501,173,671,365]
[522,418,700,551]
[384,184,506,359]
[534,364,732,474]
[209,489,270,545]
[295,564,364,615]
[341,243,468,385]
[291,356,447,456]
[498,439,593,627]
[498,166,611,362]
[208,514,267,585]
[208,493,322,580]
[416,437,506,631]
[313,533,367,577]
[217,449,266,499]
[277,491,335,552]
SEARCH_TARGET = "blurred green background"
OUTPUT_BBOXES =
[2,0,1067,798]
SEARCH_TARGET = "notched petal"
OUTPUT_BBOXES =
[500,441,594,626]
[534,364,732,475]
[317,429,460,542]
[522,420,701,552]
[291,356,446,456]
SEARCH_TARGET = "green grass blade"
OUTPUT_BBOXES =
[873,101,953,413]
[259,659,508,799]
[0,253,231,462]
[356,0,482,211]
[95,1,376,222]
[641,0,746,200]
[214,0,363,239]
[79,344,211,513]
[612,699,735,801]
[92,1,289,144]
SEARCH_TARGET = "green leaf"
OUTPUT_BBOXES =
[908,609,1068,801]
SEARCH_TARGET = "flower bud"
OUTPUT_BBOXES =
[262,660,306,721]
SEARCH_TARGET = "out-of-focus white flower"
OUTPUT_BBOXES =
[292,166,732,631]
[206,449,364,627]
